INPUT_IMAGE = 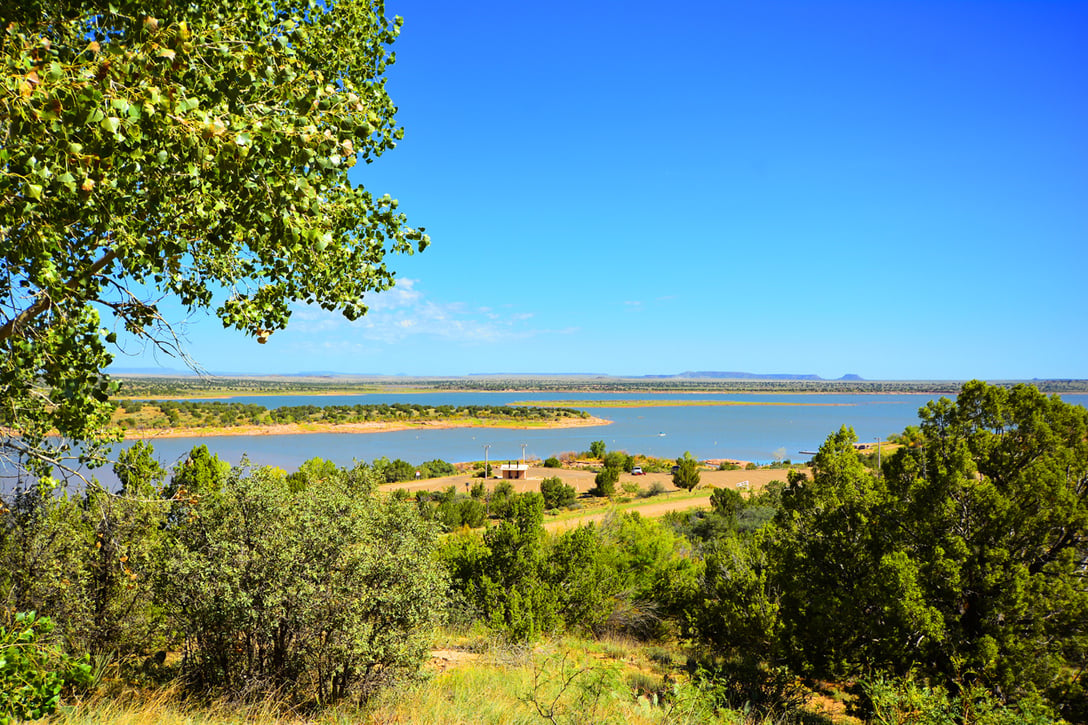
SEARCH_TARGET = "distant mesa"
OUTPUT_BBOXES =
[641,371,865,382]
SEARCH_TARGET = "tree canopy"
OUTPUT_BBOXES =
[0,0,427,476]
[768,382,1088,712]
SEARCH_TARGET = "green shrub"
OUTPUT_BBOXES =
[693,658,808,723]
[859,676,1060,725]
[589,466,618,497]
[603,451,629,471]
[709,487,743,519]
[161,465,448,703]
[638,481,667,498]
[489,480,516,518]
[1,477,169,659]
[540,476,576,509]
[0,611,92,725]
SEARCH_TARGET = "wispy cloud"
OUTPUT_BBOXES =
[287,279,553,345]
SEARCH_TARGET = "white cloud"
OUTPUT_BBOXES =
[286,279,546,345]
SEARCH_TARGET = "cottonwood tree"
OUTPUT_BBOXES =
[1,0,427,478]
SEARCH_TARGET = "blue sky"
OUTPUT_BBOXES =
[112,0,1088,380]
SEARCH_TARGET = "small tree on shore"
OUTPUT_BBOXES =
[589,466,618,497]
[672,452,701,491]
[540,477,576,509]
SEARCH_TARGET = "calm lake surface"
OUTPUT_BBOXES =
[107,391,1088,476]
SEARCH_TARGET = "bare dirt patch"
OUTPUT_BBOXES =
[428,648,482,674]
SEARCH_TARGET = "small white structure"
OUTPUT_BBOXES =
[500,463,528,480]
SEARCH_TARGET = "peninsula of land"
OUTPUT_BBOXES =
[112,399,610,440]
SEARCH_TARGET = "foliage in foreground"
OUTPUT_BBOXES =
[0,611,92,724]
[0,452,448,706]
[858,676,1061,725]
[163,465,449,703]
[1,380,1084,721]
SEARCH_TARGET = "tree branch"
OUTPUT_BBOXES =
[0,248,119,346]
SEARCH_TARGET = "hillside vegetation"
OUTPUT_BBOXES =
[1,381,1085,724]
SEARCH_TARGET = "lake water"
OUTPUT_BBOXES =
[99,391,1088,478]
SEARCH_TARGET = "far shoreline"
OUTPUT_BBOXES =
[119,415,613,441]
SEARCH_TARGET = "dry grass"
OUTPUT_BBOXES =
[49,634,759,725]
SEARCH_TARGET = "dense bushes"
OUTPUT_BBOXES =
[416,485,487,530]
[0,448,448,706]
[441,502,700,642]
[163,465,448,702]
[686,381,1087,720]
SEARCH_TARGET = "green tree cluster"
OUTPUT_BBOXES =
[688,381,1088,719]
[440,499,700,643]
[589,451,629,498]
[415,485,486,531]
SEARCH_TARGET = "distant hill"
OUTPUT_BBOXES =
[640,371,865,382]
[110,369,867,381]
